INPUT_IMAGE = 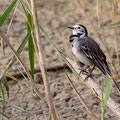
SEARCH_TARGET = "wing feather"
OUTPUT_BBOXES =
[81,45,108,75]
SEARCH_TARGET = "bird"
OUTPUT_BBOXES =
[68,24,120,92]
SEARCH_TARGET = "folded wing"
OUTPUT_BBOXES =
[80,37,111,76]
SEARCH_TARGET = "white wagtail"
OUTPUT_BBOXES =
[68,24,120,92]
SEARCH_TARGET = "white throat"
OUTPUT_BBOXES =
[72,30,86,38]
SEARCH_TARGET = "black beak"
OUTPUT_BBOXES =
[67,26,74,29]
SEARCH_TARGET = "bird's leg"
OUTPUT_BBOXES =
[84,65,95,80]
[79,66,89,75]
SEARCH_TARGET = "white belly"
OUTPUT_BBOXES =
[72,47,93,66]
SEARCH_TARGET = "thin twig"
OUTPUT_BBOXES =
[66,74,100,120]
[7,2,19,34]
[30,1,57,120]
[96,0,119,77]
[110,0,119,66]
[96,0,106,49]
[74,0,100,41]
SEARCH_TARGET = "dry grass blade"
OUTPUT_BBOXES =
[7,2,19,34]
[116,0,120,10]
[65,56,120,118]
[74,0,100,41]
[74,0,118,76]
[0,29,48,119]
[0,30,34,85]
[30,1,57,120]
[96,0,119,77]
[96,0,106,48]
[66,74,100,120]
[5,73,23,87]
[110,0,119,66]
[1,37,5,56]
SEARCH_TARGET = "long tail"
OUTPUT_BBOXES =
[106,67,120,92]
[112,77,120,92]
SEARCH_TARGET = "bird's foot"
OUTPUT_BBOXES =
[79,69,88,75]
[84,73,92,81]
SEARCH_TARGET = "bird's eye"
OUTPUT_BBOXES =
[78,27,81,29]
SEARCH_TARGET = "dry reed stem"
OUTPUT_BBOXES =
[116,0,120,10]
[96,0,119,78]
[66,74,100,120]
[65,56,120,118]
[30,1,57,120]
[7,2,19,34]
[0,29,48,119]
[1,37,5,56]
[110,0,119,66]
[96,0,106,50]
[74,0,100,41]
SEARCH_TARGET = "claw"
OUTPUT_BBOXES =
[79,66,89,75]
[79,69,88,75]
[84,73,91,80]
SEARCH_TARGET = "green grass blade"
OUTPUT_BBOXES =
[20,0,31,15]
[20,0,33,30]
[6,31,31,72]
[49,112,52,120]
[101,79,104,120]
[0,81,5,112]
[2,77,9,98]
[103,78,112,108]
[38,24,83,81]
[27,13,34,80]
[0,112,8,120]
[104,22,120,27]
[0,0,18,26]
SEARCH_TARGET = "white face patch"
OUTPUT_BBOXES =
[72,25,86,38]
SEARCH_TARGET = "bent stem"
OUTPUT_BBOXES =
[66,74,99,120]
[30,1,57,120]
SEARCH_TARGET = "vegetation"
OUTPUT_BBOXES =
[0,0,120,120]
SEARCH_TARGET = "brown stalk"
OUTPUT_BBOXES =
[96,0,119,77]
[1,37,5,56]
[65,56,120,118]
[66,74,100,120]
[30,1,57,120]
[74,0,100,41]
[7,2,19,34]
[96,0,106,48]
[0,29,48,119]
[110,0,119,67]
[116,0,120,10]
[74,0,118,75]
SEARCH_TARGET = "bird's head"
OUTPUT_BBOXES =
[68,24,88,37]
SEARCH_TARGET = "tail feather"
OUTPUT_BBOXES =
[97,60,120,92]
[107,71,120,92]
[112,78,120,92]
